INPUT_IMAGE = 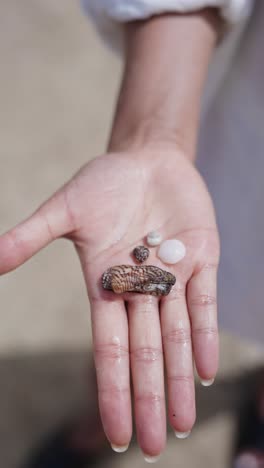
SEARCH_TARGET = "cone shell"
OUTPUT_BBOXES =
[102,265,176,296]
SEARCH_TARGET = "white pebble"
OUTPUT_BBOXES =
[157,239,186,264]
[146,231,162,247]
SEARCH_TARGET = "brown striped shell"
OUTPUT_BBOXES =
[102,265,176,296]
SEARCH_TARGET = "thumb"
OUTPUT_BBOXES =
[0,188,74,274]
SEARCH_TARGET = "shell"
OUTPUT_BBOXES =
[158,239,186,264]
[133,245,150,263]
[146,231,163,247]
[102,265,176,296]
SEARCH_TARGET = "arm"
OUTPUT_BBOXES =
[0,9,221,459]
[109,9,221,158]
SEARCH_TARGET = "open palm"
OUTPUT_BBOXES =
[0,149,219,457]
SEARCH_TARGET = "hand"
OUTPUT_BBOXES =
[0,148,219,457]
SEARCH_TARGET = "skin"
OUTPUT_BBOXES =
[0,9,221,459]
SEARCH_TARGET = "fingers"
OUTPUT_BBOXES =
[187,264,218,382]
[128,295,166,458]
[161,282,195,436]
[0,189,73,274]
[91,298,132,450]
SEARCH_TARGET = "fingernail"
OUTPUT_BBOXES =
[234,453,259,468]
[175,430,191,439]
[200,378,214,387]
[111,443,129,453]
[143,453,160,463]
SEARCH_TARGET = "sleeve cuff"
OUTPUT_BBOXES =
[81,0,254,52]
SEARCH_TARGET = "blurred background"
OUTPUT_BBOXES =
[0,1,264,467]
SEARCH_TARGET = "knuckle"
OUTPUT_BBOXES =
[167,374,193,384]
[199,262,218,273]
[63,187,78,231]
[165,281,186,302]
[7,229,21,250]
[190,294,217,307]
[131,346,162,363]
[131,295,158,313]
[163,327,191,345]
[43,213,56,242]
[99,384,130,398]
[135,392,164,404]
[95,343,129,362]
[192,327,218,338]
[38,206,56,242]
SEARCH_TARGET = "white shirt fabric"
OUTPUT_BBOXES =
[82,0,252,52]
[81,0,253,111]
[82,0,264,344]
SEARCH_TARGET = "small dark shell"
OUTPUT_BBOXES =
[102,265,176,297]
[133,245,150,263]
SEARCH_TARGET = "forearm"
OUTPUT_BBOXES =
[108,9,222,160]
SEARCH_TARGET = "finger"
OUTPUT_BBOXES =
[128,295,166,458]
[161,280,195,436]
[0,189,72,274]
[187,264,218,383]
[91,298,132,450]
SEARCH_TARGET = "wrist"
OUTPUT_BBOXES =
[108,10,220,161]
[108,116,195,161]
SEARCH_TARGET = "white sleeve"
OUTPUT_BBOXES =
[81,0,254,52]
